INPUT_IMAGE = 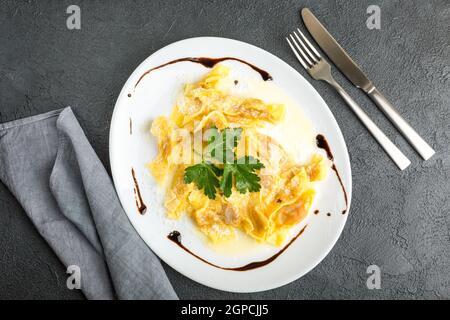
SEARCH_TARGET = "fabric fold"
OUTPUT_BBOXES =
[0,107,177,300]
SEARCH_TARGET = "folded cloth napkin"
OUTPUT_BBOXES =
[0,107,177,300]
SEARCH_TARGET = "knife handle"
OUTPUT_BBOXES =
[330,80,411,170]
[367,86,435,160]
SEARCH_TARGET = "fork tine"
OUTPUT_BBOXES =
[293,30,317,63]
[286,37,308,69]
[289,34,313,66]
[297,28,322,59]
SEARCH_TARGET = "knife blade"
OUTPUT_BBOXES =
[301,8,435,160]
[301,8,373,92]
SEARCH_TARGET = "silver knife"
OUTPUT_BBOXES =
[301,8,435,160]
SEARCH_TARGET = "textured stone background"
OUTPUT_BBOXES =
[0,0,449,299]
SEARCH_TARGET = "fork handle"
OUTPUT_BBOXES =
[367,86,435,160]
[330,80,411,170]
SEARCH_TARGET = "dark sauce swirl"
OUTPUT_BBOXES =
[135,57,272,89]
[168,225,307,271]
[131,168,147,214]
[316,134,348,214]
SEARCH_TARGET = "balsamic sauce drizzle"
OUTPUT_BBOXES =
[167,225,307,271]
[316,134,348,214]
[129,118,132,135]
[135,57,273,88]
[165,136,345,269]
[131,168,147,214]
[135,61,345,267]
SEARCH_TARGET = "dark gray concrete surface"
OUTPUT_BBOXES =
[0,0,449,299]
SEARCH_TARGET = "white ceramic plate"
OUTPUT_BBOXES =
[109,37,352,293]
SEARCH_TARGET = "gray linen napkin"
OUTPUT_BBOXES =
[0,107,177,300]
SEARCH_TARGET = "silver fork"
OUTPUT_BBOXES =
[287,29,411,170]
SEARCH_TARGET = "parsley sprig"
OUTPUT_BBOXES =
[220,156,264,197]
[183,128,264,199]
[204,127,242,164]
[184,162,222,199]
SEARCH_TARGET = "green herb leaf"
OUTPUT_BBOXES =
[219,165,234,197]
[185,128,264,199]
[204,127,242,164]
[220,156,264,197]
[184,162,223,199]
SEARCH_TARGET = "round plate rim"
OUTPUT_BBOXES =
[109,36,352,293]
